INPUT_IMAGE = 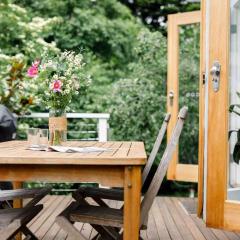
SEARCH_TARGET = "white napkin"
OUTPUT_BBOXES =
[48,146,110,153]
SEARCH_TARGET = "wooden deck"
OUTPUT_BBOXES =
[25,195,240,240]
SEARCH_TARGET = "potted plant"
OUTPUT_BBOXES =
[229,92,240,164]
[27,51,91,145]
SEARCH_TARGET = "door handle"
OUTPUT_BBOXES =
[210,61,221,92]
[168,90,174,106]
[169,90,174,99]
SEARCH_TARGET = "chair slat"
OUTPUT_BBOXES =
[140,107,188,226]
[70,204,123,228]
[0,187,50,240]
[56,107,187,239]
[73,113,171,203]
[142,113,171,185]
[74,187,124,201]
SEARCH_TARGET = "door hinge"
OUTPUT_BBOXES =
[202,72,206,85]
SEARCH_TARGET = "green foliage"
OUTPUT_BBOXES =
[229,92,240,164]
[0,1,60,114]
[1,0,200,194]
[13,0,143,112]
[109,29,167,155]
[178,24,200,164]
[120,0,200,33]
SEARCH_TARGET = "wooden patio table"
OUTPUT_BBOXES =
[0,140,146,240]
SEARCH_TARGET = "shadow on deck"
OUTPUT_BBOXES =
[26,196,240,240]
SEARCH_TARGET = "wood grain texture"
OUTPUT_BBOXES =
[0,187,49,240]
[141,107,188,226]
[0,141,146,165]
[167,11,201,182]
[0,140,146,239]
[175,164,198,182]
[167,12,179,180]
[198,0,206,217]
[142,113,171,185]
[12,182,23,240]
[124,166,141,240]
[21,196,240,240]
[206,0,229,228]
[0,165,125,187]
[224,201,240,232]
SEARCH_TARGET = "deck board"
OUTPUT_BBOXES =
[24,196,240,240]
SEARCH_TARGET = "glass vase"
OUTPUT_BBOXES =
[49,109,67,146]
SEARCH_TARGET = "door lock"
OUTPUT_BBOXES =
[169,90,174,99]
[168,90,174,106]
[210,61,221,92]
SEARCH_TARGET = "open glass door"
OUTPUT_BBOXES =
[167,11,201,183]
[204,0,240,231]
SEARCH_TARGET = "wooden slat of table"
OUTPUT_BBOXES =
[128,142,146,158]
[114,142,132,158]
[98,142,123,157]
[0,141,146,165]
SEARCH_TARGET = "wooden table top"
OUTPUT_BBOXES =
[0,141,147,166]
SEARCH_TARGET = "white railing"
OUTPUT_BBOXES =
[18,113,110,142]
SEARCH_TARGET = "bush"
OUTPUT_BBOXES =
[0,1,60,114]
[109,29,167,157]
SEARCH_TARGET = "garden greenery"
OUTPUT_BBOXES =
[1,0,200,193]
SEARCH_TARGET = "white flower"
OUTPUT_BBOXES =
[66,69,71,75]
[64,89,70,94]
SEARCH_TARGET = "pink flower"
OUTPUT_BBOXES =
[33,60,40,67]
[27,60,40,78]
[51,80,63,92]
[27,65,38,78]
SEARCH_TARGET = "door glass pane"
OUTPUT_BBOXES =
[179,23,200,164]
[228,0,240,200]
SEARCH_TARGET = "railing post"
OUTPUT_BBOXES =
[98,118,108,142]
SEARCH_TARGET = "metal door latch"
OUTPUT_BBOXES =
[168,90,174,106]
[210,61,221,92]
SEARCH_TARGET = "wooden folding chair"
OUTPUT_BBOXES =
[0,187,51,240]
[71,113,171,208]
[55,107,187,240]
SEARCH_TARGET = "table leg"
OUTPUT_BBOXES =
[124,166,141,240]
[13,181,23,240]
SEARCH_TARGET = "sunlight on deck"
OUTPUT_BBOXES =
[25,196,240,240]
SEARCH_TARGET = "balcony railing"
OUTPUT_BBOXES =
[17,113,110,142]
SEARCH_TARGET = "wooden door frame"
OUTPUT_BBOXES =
[205,0,229,229]
[167,11,201,183]
[198,0,206,217]
[205,0,240,231]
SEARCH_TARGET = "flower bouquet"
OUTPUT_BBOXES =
[27,51,90,145]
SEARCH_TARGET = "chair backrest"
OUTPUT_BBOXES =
[142,113,171,186]
[140,106,188,226]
